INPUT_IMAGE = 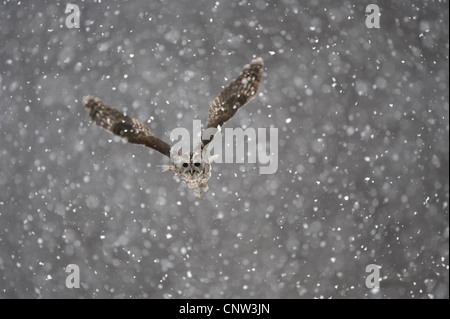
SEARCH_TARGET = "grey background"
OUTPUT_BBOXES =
[0,0,448,299]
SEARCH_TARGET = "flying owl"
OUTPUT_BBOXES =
[83,57,264,197]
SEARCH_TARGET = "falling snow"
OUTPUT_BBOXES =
[0,1,448,299]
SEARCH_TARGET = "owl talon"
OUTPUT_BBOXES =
[194,188,202,198]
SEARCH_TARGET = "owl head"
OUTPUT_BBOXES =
[161,144,218,197]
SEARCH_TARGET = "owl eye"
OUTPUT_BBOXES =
[182,163,189,168]
[194,163,201,167]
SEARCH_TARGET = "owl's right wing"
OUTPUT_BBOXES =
[83,96,171,158]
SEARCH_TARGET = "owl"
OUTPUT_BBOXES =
[83,57,264,197]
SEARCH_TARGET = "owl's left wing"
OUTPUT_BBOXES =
[83,96,171,158]
[202,57,264,147]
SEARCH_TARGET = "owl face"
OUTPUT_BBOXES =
[174,159,208,182]
[169,146,213,192]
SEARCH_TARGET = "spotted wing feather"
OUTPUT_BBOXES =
[202,57,264,146]
[83,96,171,158]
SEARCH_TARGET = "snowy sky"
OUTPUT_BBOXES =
[0,0,448,299]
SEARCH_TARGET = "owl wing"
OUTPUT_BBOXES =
[202,57,264,146]
[83,96,171,158]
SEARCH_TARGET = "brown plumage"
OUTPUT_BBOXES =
[83,57,264,197]
[203,57,264,146]
[83,96,171,157]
